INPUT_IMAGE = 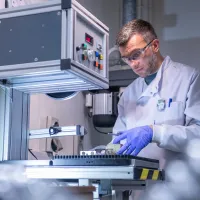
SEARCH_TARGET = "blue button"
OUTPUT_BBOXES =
[95,51,99,57]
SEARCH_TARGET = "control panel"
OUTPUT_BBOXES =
[74,14,107,78]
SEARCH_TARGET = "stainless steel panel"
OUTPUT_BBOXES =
[131,159,159,169]
[25,166,134,179]
[93,93,113,115]
[74,10,106,78]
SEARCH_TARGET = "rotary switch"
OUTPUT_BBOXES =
[87,50,95,62]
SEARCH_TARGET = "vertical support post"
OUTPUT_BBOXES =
[78,179,92,186]
[112,191,123,200]
[0,88,29,160]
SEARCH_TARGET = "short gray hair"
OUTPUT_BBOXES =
[116,19,157,46]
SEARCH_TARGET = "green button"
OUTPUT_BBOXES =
[82,43,87,49]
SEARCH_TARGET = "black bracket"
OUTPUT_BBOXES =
[61,58,71,70]
[61,0,72,9]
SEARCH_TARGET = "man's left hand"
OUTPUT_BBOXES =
[112,126,153,156]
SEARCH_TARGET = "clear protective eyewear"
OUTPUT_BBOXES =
[121,39,154,63]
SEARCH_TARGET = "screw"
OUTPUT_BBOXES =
[34,58,38,62]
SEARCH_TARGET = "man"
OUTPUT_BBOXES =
[112,19,200,169]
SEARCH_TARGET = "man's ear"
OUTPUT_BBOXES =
[152,39,160,53]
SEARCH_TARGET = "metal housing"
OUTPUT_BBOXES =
[0,0,109,93]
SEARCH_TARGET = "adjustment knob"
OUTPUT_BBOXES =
[76,46,81,51]
[87,50,95,62]
[82,43,87,50]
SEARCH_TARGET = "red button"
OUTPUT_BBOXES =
[98,64,103,70]
[94,61,99,67]
[82,54,87,60]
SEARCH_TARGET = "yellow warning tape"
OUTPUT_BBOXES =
[152,170,159,180]
[140,168,160,180]
[140,168,149,180]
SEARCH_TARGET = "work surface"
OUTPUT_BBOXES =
[1,155,164,181]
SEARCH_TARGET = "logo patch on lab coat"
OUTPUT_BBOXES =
[157,99,166,111]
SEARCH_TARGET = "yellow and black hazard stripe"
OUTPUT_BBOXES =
[134,168,164,180]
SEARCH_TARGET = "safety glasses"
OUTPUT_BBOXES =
[121,39,154,63]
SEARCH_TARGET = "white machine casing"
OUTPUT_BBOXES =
[0,0,109,93]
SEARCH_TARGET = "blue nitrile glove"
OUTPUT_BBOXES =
[112,126,153,156]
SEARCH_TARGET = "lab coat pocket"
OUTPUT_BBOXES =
[164,101,184,125]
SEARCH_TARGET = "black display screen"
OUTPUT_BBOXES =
[85,33,93,45]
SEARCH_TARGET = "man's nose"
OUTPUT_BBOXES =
[129,60,139,70]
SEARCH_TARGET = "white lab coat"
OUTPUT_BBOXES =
[113,56,200,169]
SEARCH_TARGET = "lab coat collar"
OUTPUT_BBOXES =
[137,56,171,100]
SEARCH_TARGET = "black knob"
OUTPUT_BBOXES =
[76,46,81,51]
[49,127,61,135]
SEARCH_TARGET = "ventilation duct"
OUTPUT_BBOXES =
[123,0,137,25]
[109,0,138,88]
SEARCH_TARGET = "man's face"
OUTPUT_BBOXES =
[119,34,158,78]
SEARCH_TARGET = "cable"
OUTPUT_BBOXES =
[28,149,38,160]
[88,112,92,118]
[94,125,109,135]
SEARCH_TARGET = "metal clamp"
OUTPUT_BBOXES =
[49,126,62,136]
[29,125,87,139]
